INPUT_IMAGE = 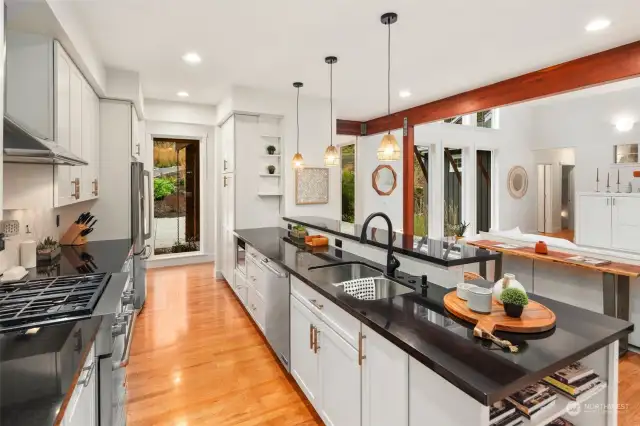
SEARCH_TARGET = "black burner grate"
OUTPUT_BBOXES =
[0,273,110,329]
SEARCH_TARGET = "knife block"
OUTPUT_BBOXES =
[60,223,88,246]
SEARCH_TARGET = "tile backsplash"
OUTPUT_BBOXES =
[0,201,96,273]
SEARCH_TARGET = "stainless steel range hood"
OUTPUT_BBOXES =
[3,116,87,166]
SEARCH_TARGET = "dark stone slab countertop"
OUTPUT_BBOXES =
[235,227,633,405]
[0,317,102,425]
[283,216,501,267]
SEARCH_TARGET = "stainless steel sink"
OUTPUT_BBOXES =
[335,276,414,300]
[309,262,382,281]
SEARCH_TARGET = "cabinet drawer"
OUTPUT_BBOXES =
[246,244,260,263]
[291,276,359,348]
[248,287,266,332]
[234,269,248,306]
[246,257,266,297]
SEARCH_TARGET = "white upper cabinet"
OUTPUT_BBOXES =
[220,115,235,173]
[611,196,640,252]
[54,41,74,207]
[131,107,142,159]
[81,80,100,201]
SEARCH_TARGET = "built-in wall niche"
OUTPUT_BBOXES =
[258,115,283,196]
[614,143,639,164]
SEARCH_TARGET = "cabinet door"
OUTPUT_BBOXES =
[221,115,235,172]
[290,296,321,408]
[578,195,612,248]
[54,43,72,207]
[131,107,141,159]
[92,91,100,197]
[69,65,83,196]
[64,352,97,426]
[612,196,640,252]
[362,324,409,426]
[318,321,361,426]
[81,80,95,200]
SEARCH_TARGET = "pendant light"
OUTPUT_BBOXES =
[377,12,401,162]
[324,56,339,167]
[291,82,305,168]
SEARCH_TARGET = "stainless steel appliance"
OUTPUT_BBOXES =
[248,255,290,370]
[131,161,152,309]
[236,239,246,277]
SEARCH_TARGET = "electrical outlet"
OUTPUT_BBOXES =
[56,215,60,227]
[1,220,19,237]
[0,233,5,251]
[335,238,343,248]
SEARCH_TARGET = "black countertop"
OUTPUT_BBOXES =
[29,238,132,279]
[283,216,501,267]
[0,317,102,425]
[235,227,634,405]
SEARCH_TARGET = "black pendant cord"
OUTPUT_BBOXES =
[296,86,300,152]
[387,20,391,135]
[330,61,333,147]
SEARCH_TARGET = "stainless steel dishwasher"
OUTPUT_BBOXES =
[252,255,291,371]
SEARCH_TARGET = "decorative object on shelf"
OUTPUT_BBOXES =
[467,286,493,313]
[291,82,305,169]
[493,273,525,305]
[295,167,329,205]
[627,182,633,193]
[267,165,276,175]
[507,166,528,199]
[323,56,339,167]
[376,12,401,162]
[535,240,548,255]
[266,145,276,155]
[453,222,470,241]
[617,169,621,193]
[606,171,610,193]
[456,283,477,301]
[290,225,307,240]
[372,164,397,195]
[36,236,61,263]
[596,167,599,192]
[500,287,529,318]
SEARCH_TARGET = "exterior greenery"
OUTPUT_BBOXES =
[341,144,355,223]
[154,177,176,200]
[500,287,529,306]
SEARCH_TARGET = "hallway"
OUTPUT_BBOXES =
[126,263,321,425]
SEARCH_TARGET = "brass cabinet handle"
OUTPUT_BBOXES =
[224,159,228,171]
[314,328,320,353]
[309,324,314,350]
[92,179,99,196]
[136,143,140,155]
[71,178,80,200]
[358,332,366,366]
[223,176,227,187]
[309,299,324,310]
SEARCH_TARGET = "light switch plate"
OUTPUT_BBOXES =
[1,220,20,237]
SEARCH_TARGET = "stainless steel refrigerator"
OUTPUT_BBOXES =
[131,161,152,309]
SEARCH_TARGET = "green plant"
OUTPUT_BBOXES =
[453,221,470,237]
[37,237,59,252]
[154,177,176,200]
[292,224,306,232]
[171,237,199,253]
[341,169,355,223]
[267,145,277,155]
[500,287,529,306]
[267,165,276,174]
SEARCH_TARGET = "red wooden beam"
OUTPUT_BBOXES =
[403,124,415,235]
[336,119,362,136]
[361,40,640,135]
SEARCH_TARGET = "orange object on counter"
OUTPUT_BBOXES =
[535,241,548,255]
[634,170,640,178]
[305,236,329,247]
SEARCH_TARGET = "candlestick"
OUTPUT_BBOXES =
[617,169,621,193]
[606,172,611,193]
[596,168,600,192]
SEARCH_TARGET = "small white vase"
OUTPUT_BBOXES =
[493,273,525,304]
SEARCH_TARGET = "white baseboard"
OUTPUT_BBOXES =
[146,252,215,269]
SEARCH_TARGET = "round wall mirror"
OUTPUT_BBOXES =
[372,165,397,196]
[507,166,528,199]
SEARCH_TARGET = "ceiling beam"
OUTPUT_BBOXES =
[336,119,363,136]
[403,124,415,236]
[344,40,640,135]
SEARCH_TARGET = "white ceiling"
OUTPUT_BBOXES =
[74,0,640,121]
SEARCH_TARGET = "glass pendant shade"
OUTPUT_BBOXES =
[377,133,401,161]
[324,145,339,167]
[291,152,305,168]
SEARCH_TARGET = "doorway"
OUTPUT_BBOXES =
[561,165,575,231]
[153,138,201,255]
[341,144,355,223]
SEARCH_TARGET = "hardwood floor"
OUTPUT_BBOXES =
[128,264,639,426]
[539,229,575,242]
[126,263,321,426]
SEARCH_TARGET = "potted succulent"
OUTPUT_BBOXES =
[37,237,61,263]
[290,224,307,240]
[500,287,529,318]
[267,145,277,155]
[454,222,470,242]
[267,165,276,175]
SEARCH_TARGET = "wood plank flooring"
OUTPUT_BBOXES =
[127,264,639,426]
[126,263,321,426]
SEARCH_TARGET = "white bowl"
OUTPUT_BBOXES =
[456,283,477,301]
[467,287,493,313]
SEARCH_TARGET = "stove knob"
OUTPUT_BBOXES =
[121,290,135,305]
[111,323,126,337]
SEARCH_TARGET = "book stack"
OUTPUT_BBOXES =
[506,382,558,421]
[543,361,602,400]
[490,400,523,426]
[546,418,574,426]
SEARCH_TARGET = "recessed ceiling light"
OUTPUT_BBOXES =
[182,52,201,64]
[177,91,189,97]
[399,90,412,98]
[615,117,634,132]
[585,18,611,32]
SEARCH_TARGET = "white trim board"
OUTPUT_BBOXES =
[146,254,215,269]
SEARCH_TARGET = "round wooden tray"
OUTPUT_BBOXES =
[443,292,556,334]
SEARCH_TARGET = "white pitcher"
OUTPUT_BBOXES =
[493,273,525,304]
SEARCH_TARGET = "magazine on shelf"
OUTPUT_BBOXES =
[553,361,595,384]
[544,373,601,396]
[493,412,524,426]
[490,400,516,425]
[547,379,603,401]
[525,400,557,421]
[566,255,611,266]
[507,389,557,417]
[547,417,575,426]
[508,382,550,405]
[493,243,524,249]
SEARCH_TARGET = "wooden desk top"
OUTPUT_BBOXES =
[468,239,640,278]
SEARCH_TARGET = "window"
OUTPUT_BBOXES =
[444,116,463,125]
[443,148,463,236]
[341,144,355,223]
[614,143,639,164]
[414,147,429,236]
[476,110,493,129]
[476,150,492,232]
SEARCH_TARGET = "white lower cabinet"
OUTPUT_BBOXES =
[233,269,248,307]
[63,344,97,426]
[317,322,361,426]
[361,324,409,426]
[291,296,321,406]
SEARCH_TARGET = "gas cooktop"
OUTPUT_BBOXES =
[0,273,110,331]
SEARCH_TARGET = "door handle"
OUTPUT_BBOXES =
[71,178,80,200]
[358,332,366,366]
[224,159,228,171]
[309,324,314,350]
[224,176,227,187]
[313,327,320,353]
[136,143,141,155]
[78,361,96,387]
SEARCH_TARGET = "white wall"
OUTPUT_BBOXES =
[145,99,217,260]
[106,68,145,119]
[531,85,640,195]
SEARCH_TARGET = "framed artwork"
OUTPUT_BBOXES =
[507,166,528,199]
[295,167,329,205]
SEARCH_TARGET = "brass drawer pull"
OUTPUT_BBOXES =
[358,332,366,366]
[309,299,324,310]
[313,328,320,353]
[71,178,80,200]
[309,324,314,350]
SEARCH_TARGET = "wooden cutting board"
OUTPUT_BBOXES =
[443,292,556,334]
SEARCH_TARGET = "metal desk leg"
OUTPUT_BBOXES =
[603,273,630,357]
[494,254,503,282]
[479,261,487,279]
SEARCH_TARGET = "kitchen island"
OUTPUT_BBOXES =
[234,226,633,425]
